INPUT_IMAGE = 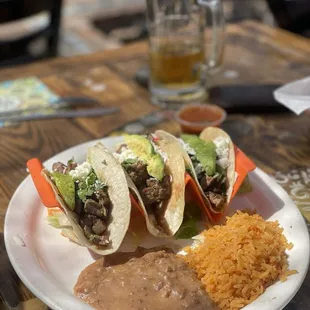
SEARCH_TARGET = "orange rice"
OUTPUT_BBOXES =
[182,211,296,310]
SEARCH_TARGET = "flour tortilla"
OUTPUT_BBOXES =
[42,142,131,255]
[124,131,186,238]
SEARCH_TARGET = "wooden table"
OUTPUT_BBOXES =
[0,20,309,309]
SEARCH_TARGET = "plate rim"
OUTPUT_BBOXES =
[4,136,310,310]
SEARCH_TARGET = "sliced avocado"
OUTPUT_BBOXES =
[124,135,154,160]
[52,172,75,210]
[147,153,165,181]
[125,135,165,181]
[181,134,216,176]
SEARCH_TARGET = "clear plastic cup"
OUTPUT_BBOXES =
[175,103,227,134]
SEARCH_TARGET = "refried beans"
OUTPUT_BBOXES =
[74,250,218,310]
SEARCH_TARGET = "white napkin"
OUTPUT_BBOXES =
[274,77,310,115]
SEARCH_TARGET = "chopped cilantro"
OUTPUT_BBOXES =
[77,170,107,202]
[121,158,137,170]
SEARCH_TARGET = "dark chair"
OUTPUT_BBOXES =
[0,0,62,66]
[266,0,310,37]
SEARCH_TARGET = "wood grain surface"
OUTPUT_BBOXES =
[0,20,309,309]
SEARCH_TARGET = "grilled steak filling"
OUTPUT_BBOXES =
[124,160,172,211]
[52,161,111,246]
[113,135,172,228]
[189,155,227,211]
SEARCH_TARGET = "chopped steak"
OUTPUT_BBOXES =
[65,161,78,174]
[91,234,109,246]
[83,225,93,237]
[79,195,110,244]
[199,174,227,211]
[83,225,109,246]
[52,162,66,174]
[52,160,111,245]
[94,189,111,209]
[74,251,218,310]
[200,175,217,192]
[122,159,172,209]
[84,199,108,219]
[92,219,107,235]
[80,214,107,240]
[206,191,225,211]
[141,175,171,206]
[80,214,98,228]
[126,161,149,187]
[199,175,225,194]
[52,161,78,174]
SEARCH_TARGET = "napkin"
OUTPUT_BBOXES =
[274,77,310,115]
[0,77,59,128]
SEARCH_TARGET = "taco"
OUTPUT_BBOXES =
[178,127,235,215]
[42,142,131,255]
[113,132,186,237]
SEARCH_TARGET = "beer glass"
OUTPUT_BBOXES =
[146,0,225,107]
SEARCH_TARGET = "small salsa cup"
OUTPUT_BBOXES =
[175,103,227,134]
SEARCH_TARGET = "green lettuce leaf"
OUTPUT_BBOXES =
[47,212,71,228]
[175,218,199,239]
[175,203,201,239]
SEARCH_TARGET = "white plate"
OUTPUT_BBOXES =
[5,137,310,310]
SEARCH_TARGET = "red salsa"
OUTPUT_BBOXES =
[175,103,226,134]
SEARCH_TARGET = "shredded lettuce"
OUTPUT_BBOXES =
[47,211,71,228]
[175,203,201,239]
[61,228,81,244]
[175,218,199,239]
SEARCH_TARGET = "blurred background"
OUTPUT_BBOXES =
[0,0,309,66]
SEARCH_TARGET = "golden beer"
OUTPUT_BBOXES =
[150,41,205,87]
